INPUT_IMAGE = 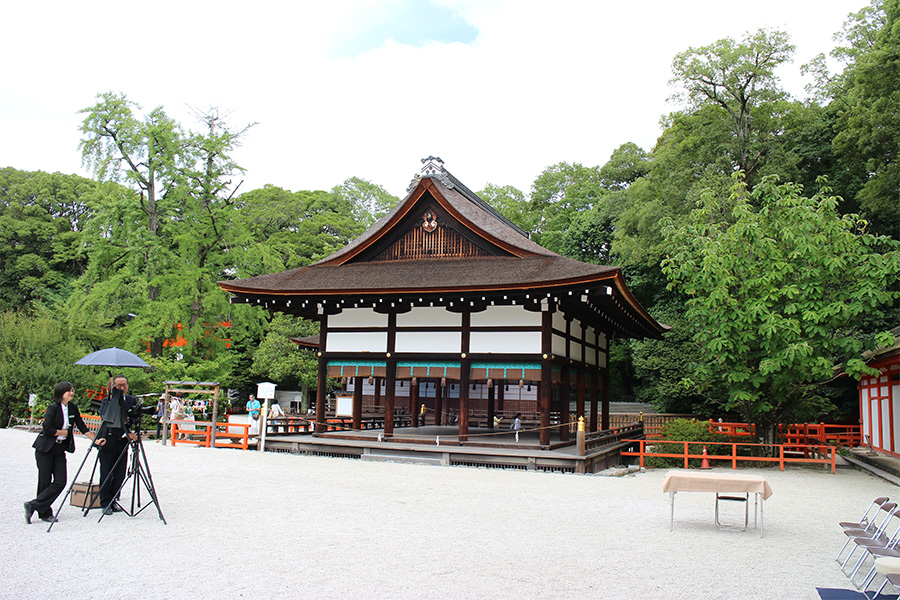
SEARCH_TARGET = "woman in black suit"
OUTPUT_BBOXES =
[24,381,95,524]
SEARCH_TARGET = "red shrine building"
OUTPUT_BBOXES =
[219,158,668,446]
[859,326,900,456]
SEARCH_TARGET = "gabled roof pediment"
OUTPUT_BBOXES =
[314,170,555,267]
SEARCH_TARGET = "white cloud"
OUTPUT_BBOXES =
[0,0,862,198]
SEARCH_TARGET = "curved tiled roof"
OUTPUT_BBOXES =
[220,255,619,296]
[219,166,669,339]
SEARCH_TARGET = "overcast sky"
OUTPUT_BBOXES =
[1,0,863,199]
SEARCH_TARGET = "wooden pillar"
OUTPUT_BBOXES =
[560,364,570,442]
[352,376,362,430]
[437,379,446,426]
[487,382,496,429]
[497,382,505,415]
[459,361,470,441]
[411,379,419,427]
[601,369,610,431]
[384,313,397,437]
[315,358,327,435]
[384,363,396,437]
[540,310,552,446]
[315,316,328,435]
[576,368,585,423]
[374,377,381,408]
[590,371,599,432]
[459,312,471,442]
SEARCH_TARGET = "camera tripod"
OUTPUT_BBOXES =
[48,426,166,531]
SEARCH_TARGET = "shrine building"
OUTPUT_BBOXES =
[219,158,669,446]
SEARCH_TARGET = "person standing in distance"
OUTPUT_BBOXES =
[95,375,137,515]
[25,381,95,524]
[246,394,261,439]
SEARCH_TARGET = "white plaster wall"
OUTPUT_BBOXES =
[328,308,388,328]
[395,331,461,354]
[585,347,597,366]
[396,307,461,327]
[552,311,567,332]
[861,385,871,441]
[882,396,892,453]
[552,334,566,356]
[470,331,541,354]
[570,342,583,362]
[471,305,541,327]
[599,332,607,349]
[326,332,387,353]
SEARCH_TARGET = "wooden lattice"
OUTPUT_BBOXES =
[372,221,489,261]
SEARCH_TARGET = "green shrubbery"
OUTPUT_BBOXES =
[646,418,731,468]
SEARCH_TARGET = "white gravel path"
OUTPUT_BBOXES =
[1,427,893,600]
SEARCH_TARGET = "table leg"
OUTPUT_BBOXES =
[670,491,675,531]
[760,493,764,538]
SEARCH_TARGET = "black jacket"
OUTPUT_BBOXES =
[96,391,137,440]
[32,401,90,454]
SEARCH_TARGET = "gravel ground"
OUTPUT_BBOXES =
[1,427,893,600]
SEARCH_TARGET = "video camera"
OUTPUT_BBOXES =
[107,387,157,428]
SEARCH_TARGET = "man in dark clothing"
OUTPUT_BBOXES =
[96,375,137,514]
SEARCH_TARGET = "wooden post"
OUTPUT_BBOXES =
[560,364,570,442]
[590,371,599,432]
[601,369,610,431]
[437,379,446,426]
[162,383,170,446]
[209,383,219,448]
[352,376,363,430]
[487,383,496,429]
[540,311,552,447]
[384,360,396,437]
[459,360,470,442]
[577,416,586,457]
[315,356,327,435]
[576,368,585,425]
[410,379,419,427]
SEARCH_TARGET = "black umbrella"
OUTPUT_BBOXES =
[75,347,150,369]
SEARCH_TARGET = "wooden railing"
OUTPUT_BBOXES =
[609,413,694,438]
[170,420,251,449]
[621,439,837,473]
[707,420,755,437]
[582,423,644,454]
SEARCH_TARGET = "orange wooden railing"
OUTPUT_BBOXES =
[170,420,251,449]
[707,420,756,437]
[621,439,837,473]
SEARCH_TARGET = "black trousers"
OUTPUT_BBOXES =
[98,432,129,506]
[30,444,67,518]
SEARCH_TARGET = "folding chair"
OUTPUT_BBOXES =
[838,502,898,565]
[867,557,900,600]
[844,514,900,585]
[839,497,890,531]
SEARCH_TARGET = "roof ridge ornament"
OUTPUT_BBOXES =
[408,155,454,192]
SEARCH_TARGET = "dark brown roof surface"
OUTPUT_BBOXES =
[221,255,619,295]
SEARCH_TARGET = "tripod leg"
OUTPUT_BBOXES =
[46,442,98,533]
[135,438,166,523]
[97,440,132,522]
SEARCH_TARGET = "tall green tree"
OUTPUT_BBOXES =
[74,92,265,373]
[661,174,900,442]
[831,0,900,236]
[529,162,604,253]
[669,28,795,180]
[0,309,91,425]
[0,169,101,311]
[477,183,536,235]
[330,176,399,228]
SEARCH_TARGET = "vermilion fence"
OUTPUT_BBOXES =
[621,439,837,473]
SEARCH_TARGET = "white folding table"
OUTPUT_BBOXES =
[662,470,773,537]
